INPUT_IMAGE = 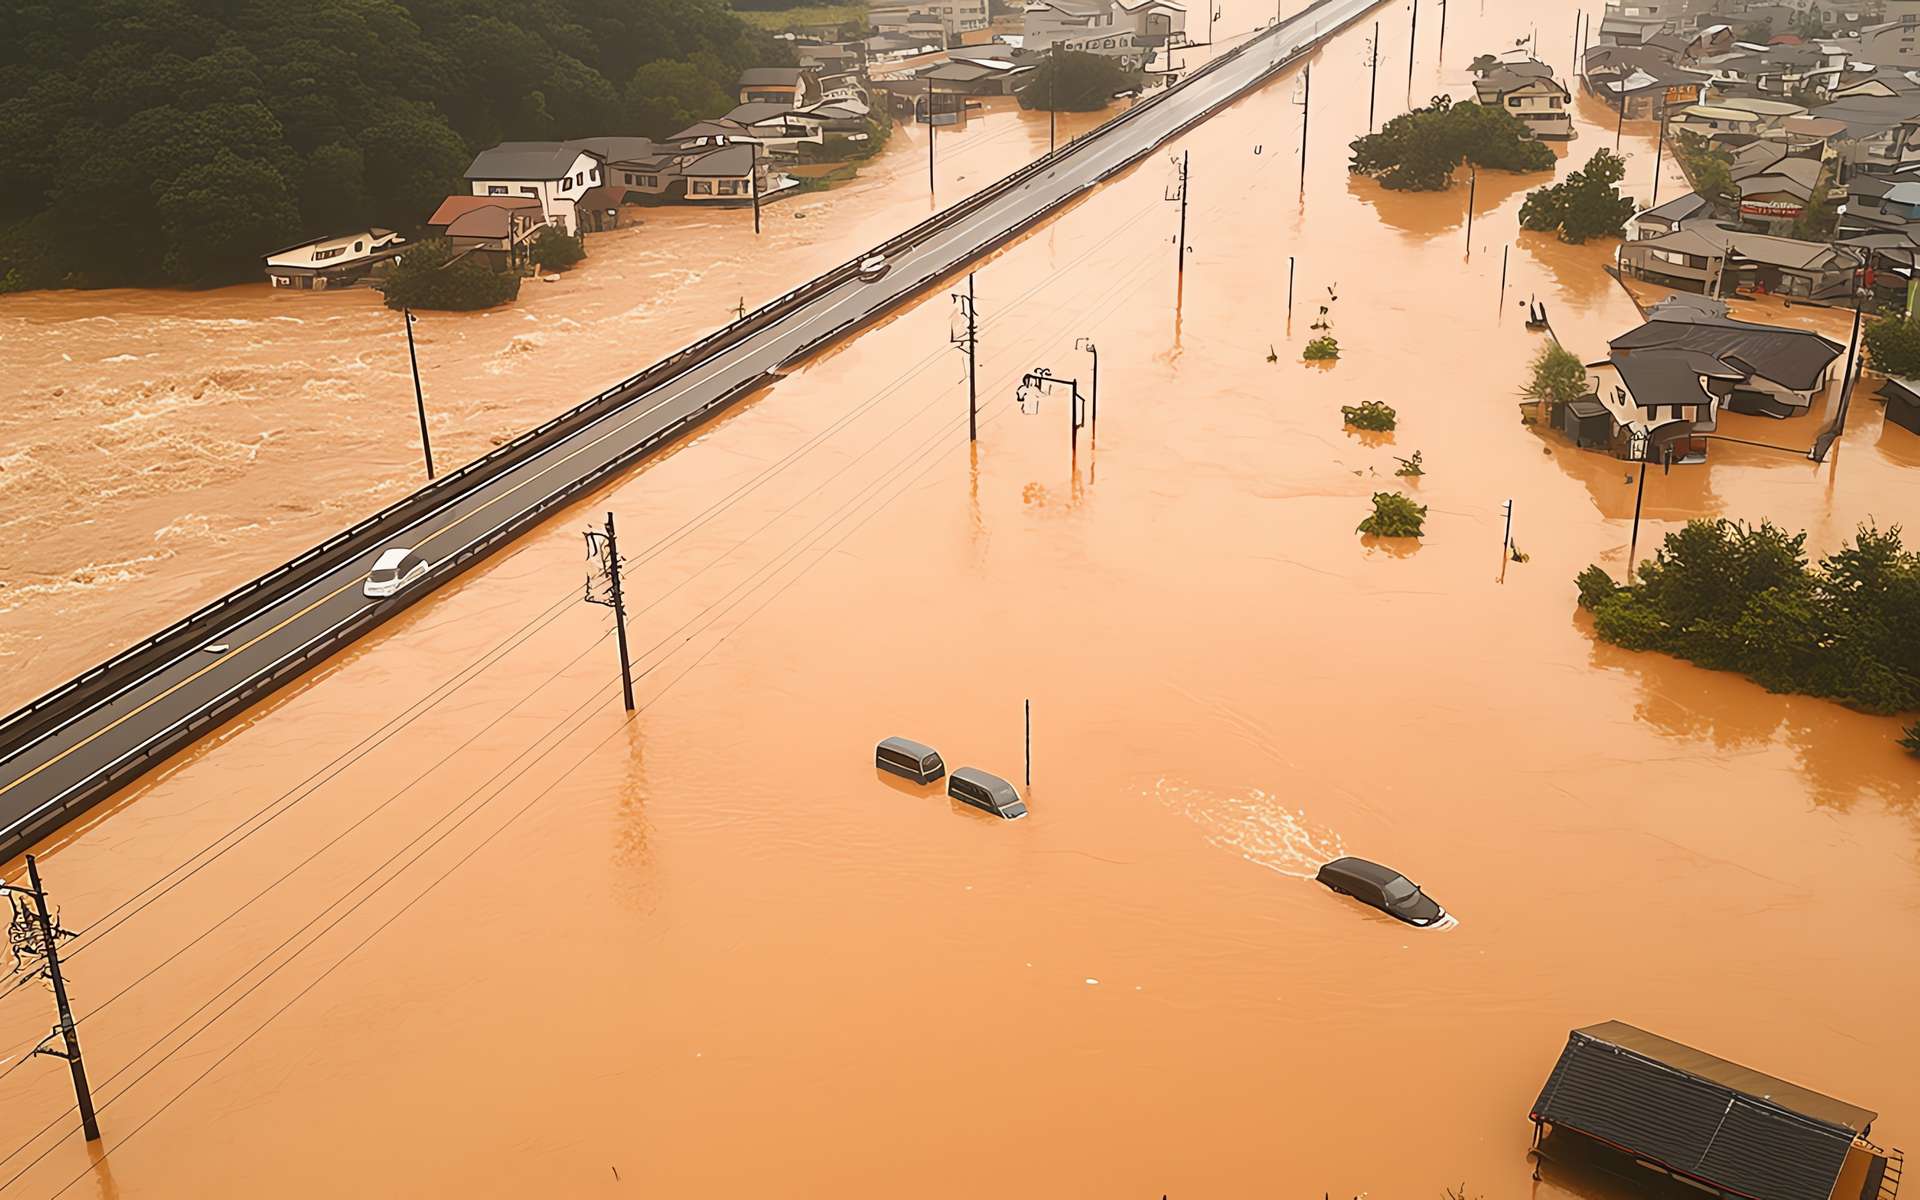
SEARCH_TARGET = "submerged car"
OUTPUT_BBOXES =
[875,736,945,784]
[947,767,1026,820]
[1315,856,1447,928]
[362,546,430,598]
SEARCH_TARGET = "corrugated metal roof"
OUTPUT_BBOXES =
[1533,1022,1874,1200]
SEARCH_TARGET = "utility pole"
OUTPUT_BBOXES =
[1017,370,1088,458]
[583,513,635,711]
[4,856,100,1142]
[1408,0,1419,90]
[1299,62,1312,191]
[1615,82,1626,152]
[951,273,979,441]
[1572,11,1581,76]
[403,308,435,480]
[1499,244,1509,307]
[1651,108,1667,208]
[1168,150,1190,276]
[1440,0,1449,58]
[1465,164,1477,251]
[1367,21,1381,132]
[927,76,936,195]
[1287,255,1296,319]
[1049,44,1058,155]
[1501,499,1514,560]
[1024,699,1031,788]
[1626,449,1649,583]
[751,141,762,235]
[1076,337,1099,439]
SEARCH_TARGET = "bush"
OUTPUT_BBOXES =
[1348,94,1556,191]
[1357,492,1427,538]
[1394,450,1424,476]
[1519,149,1636,244]
[530,227,586,271]
[1865,312,1920,378]
[381,239,521,311]
[1342,400,1397,430]
[1523,341,1589,407]
[1304,335,1341,361]
[1902,720,1920,756]
[1019,51,1140,112]
[1575,564,1619,610]
[1578,520,1920,746]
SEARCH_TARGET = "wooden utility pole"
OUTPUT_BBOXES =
[751,141,762,235]
[583,514,635,710]
[4,857,100,1142]
[1465,164,1477,250]
[1176,150,1190,275]
[1368,21,1380,132]
[1300,62,1312,190]
[927,77,936,195]
[1408,0,1419,89]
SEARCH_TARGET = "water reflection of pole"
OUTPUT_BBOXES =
[3,857,101,1142]
[403,307,435,480]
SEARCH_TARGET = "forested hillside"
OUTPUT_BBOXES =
[0,0,790,288]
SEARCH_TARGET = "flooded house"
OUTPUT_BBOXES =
[1531,1021,1903,1200]
[261,229,405,290]
[1619,219,1861,298]
[1876,376,1920,433]
[1472,57,1574,139]
[464,142,605,235]
[423,197,545,270]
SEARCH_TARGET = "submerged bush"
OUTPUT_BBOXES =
[1394,450,1424,476]
[1304,335,1341,361]
[1357,492,1427,538]
[530,227,586,271]
[1575,564,1618,610]
[1902,720,1920,756]
[1348,94,1555,191]
[381,239,520,311]
[1342,400,1397,430]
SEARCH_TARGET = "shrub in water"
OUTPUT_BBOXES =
[1304,335,1340,361]
[1357,492,1426,538]
[1342,400,1396,431]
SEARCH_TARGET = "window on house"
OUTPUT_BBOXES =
[692,180,714,194]
[521,186,537,196]
[488,185,508,195]
[353,240,364,252]
[641,174,659,187]
[591,167,600,182]
[718,179,741,195]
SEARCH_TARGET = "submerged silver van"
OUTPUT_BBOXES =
[947,768,1026,820]
[876,737,945,784]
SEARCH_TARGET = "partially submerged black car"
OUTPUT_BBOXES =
[1315,856,1448,928]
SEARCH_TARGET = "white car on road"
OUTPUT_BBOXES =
[363,546,431,598]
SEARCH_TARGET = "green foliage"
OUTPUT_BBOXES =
[1519,149,1636,243]
[1864,312,1920,378]
[1523,341,1589,406]
[625,57,738,140]
[1575,564,1619,611]
[0,0,789,289]
[1348,94,1556,191]
[1671,131,1738,215]
[1342,400,1397,430]
[1358,492,1427,538]
[1789,9,1825,38]
[1019,51,1140,112]
[1582,520,1920,730]
[1304,335,1341,361]
[1902,720,1920,756]
[1393,450,1424,476]
[530,226,586,270]
[381,239,520,310]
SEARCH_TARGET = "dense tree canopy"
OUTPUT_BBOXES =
[379,237,519,308]
[0,0,789,289]
[1865,312,1920,377]
[1018,51,1139,113]
[1578,520,1920,726]
[1348,95,1555,191]
[1519,149,1635,244]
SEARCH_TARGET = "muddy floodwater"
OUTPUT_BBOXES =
[3,1,1918,1196]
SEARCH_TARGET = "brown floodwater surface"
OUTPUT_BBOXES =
[2,2,1917,1196]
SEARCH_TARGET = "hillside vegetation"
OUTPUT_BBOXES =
[0,0,788,289]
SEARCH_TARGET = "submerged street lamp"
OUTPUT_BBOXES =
[1017,368,1089,458]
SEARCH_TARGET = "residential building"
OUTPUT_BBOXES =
[1620,217,1862,297]
[1627,190,1711,238]
[1737,154,1827,229]
[873,0,988,40]
[870,8,949,44]
[912,56,1038,95]
[1023,0,1188,67]
[722,102,829,154]
[424,197,544,270]
[1878,375,1920,432]
[262,229,405,290]
[1609,297,1846,418]
[1858,15,1920,65]
[678,144,764,203]
[464,142,605,234]
[738,67,821,106]
[1473,58,1574,139]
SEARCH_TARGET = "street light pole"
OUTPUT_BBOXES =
[403,307,435,480]
[1076,337,1099,438]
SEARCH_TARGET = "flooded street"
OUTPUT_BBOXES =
[3,2,1918,1197]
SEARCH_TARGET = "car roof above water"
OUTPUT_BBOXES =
[949,766,1016,799]
[878,736,939,761]
[372,547,416,570]
[1319,856,1406,887]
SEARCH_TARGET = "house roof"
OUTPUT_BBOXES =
[564,136,661,165]
[1482,62,1568,97]
[1739,155,1824,199]
[465,142,598,181]
[680,144,756,177]
[1532,1021,1874,1200]
[444,207,523,239]
[1639,190,1709,224]
[1782,114,1848,137]
[426,195,543,227]
[1610,301,1846,389]
[727,101,808,124]
[1851,173,1897,199]
[739,67,807,87]
[1886,181,1920,205]
[670,119,753,142]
